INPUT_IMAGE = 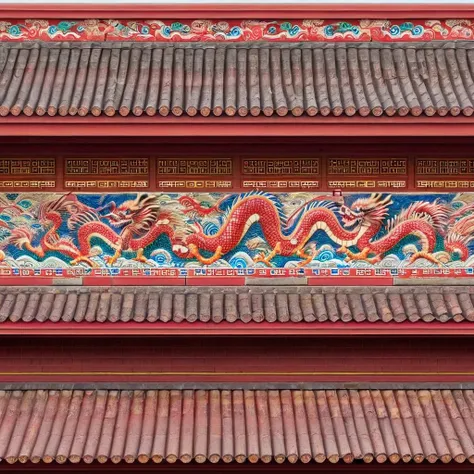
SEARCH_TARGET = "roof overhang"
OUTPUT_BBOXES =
[1,285,474,336]
[1,320,474,336]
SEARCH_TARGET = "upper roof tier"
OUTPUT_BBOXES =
[1,41,474,118]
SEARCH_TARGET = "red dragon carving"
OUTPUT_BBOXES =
[4,192,474,269]
[336,194,449,264]
[179,192,455,266]
[7,194,180,267]
[444,201,474,261]
[68,194,180,266]
[179,193,358,265]
[7,195,88,264]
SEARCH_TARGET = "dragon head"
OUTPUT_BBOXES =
[102,194,161,236]
[339,193,393,228]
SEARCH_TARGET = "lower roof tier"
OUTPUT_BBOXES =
[0,388,473,465]
[0,285,473,324]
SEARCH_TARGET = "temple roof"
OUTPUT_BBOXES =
[0,388,473,465]
[1,41,474,118]
[0,286,473,324]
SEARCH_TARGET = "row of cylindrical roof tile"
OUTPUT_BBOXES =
[1,43,473,118]
[0,286,471,323]
[0,389,473,465]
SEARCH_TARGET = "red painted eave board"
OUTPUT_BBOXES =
[1,321,474,336]
[3,116,474,137]
[0,3,474,19]
[0,461,472,472]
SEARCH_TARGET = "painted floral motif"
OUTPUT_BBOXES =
[0,19,473,42]
[0,192,473,272]
[0,18,109,41]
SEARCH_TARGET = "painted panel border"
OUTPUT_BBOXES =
[0,19,474,42]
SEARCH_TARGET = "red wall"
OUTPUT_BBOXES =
[0,336,471,384]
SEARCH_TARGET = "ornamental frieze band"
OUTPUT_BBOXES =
[0,191,472,273]
[1,19,474,42]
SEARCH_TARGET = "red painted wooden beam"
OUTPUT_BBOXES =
[0,460,472,471]
[3,116,474,137]
[0,3,473,19]
[0,374,472,383]
[0,321,473,336]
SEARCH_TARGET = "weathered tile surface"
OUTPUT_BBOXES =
[0,389,473,464]
[0,286,472,323]
[1,42,473,118]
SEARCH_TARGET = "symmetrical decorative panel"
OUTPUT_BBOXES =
[0,159,55,175]
[415,158,474,190]
[242,159,320,175]
[157,159,232,175]
[327,159,407,175]
[63,158,149,190]
[65,159,149,175]
[0,158,56,189]
[416,159,474,175]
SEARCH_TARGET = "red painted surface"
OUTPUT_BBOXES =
[0,141,473,192]
[0,138,471,155]
[81,276,185,286]
[0,321,473,336]
[0,3,473,19]
[307,276,394,286]
[0,461,472,471]
[3,117,474,137]
[0,336,473,383]
[184,276,246,286]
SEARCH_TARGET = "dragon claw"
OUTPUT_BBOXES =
[253,242,282,267]
[409,251,442,266]
[338,246,381,264]
[189,244,224,265]
[132,248,150,265]
[70,256,98,268]
[104,249,121,266]
[253,253,274,267]
[296,248,319,267]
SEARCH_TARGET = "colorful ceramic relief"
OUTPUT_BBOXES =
[0,192,473,272]
[0,19,473,42]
